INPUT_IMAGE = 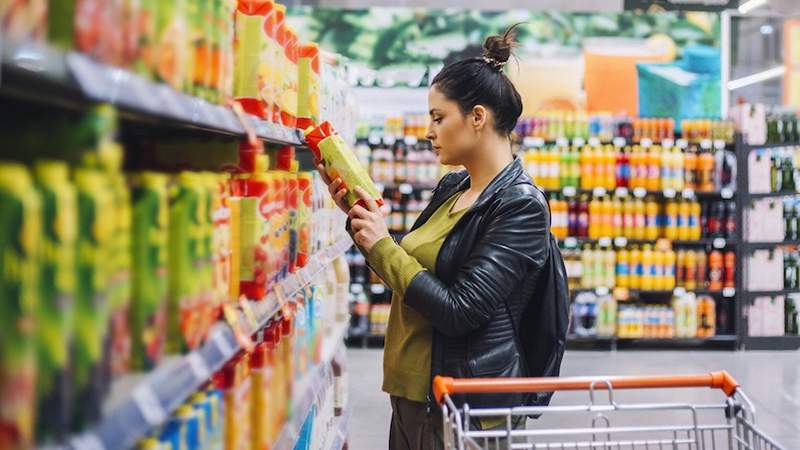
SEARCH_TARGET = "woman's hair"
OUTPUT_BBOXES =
[431,25,524,137]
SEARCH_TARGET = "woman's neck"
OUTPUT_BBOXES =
[462,136,513,193]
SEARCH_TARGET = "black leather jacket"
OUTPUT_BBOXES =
[403,157,550,411]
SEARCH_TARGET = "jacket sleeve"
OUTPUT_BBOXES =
[403,191,549,337]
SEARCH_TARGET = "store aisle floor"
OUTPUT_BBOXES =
[346,349,800,449]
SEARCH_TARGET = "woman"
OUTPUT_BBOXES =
[321,27,555,449]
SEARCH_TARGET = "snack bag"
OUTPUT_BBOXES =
[305,122,384,208]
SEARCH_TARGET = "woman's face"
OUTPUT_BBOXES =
[426,86,480,166]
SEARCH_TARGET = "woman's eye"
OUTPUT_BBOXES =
[433,117,443,124]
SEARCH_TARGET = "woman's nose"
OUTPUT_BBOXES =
[426,127,435,141]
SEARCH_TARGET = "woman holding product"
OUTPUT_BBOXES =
[318,26,565,450]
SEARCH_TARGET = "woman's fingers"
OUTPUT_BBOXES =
[316,164,332,184]
[349,204,371,219]
[333,187,347,204]
[349,218,369,231]
[354,186,379,213]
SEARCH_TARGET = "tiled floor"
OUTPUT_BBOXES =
[346,349,800,449]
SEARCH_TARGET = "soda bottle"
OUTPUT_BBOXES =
[633,198,646,240]
[616,248,630,288]
[725,201,737,239]
[629,246,642,290]
[684,250,697,290]
[676,250,686,287]
[664,200,679,240]
[612,196,624,237]
[665,249,677,290]
[645,198,659,240]
[646,146,661,191]
[708,250,724,291]
[600,196,614,238]
[623,198,635,239]
[689,200,702,240]
[724,251,736,288]
[641,245,655,291]
[684,150,698,190]
[696,250,707,289]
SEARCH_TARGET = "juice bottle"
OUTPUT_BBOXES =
[665,249,677,290]
[600,196,613,238]
[684,250,697,290]
[616,248,630,288]
[0,163,40,450]
[654,249,666,290]
[604,146,616,190]
[676,250,686,288]
[629,246,642,290]
[560,147,571,188]
[677,200,690,240]
[603,249,616,289]
[130,172,168,371]
[588,196,601,239]
[724,251,736,288]
[577,195,589,238]
[683,150,698,190]
[696,250,707,289]
[640,245,655,291]
[622,198,635,239]
[661,146,673,190]
[593,247,605,289]
[615,146,628,188]
[646,146,661,191]
[296,172,313,269]
[689,200,702,240]
[73,167,114,427]
[568,198,578,237]
[612,196,623,238]
[664,200,678,240]
[699,151,715,192]
[708,250,723,291]
[580,244,593,289]
[633,198,646,240]
[570,148,581,188]
[580,145,593,189]
[629,146,642,189]
[33,161,77,442]
[250,341,271,450]
[644,197,659,240]
[213,355,252,450]
[672,147,685,191]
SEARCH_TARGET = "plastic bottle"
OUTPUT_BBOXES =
[581,244,593,289]
[633,198,646,240]
[646,146,661,191]
[724,251,736,289]
[696,250,707,290]
[699,150,715,192]
[684,150,698,190]
[629,246,642,290]
[600,196,613,238]
[689,200,702,240]
[604,146,617,190]
[604,249,616,289]
[577,195,589,238]
[676,250,686,288]
[616,248,630,288]
[664,200,679,240]
[705,250,721,291]
[645,197,659,240]
[665,249,677,290]
[684,250,697,290]
[678,200,691,240]
[588,196,602,239]
[581,146,594,189]
[593,246,606,289]
[612,196,624,238]
[640,245,655,291]
[661,146,673,191]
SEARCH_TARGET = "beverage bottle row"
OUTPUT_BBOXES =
[524,144,734,193]
[369,146,441,186]
[673,293,717,338]
[680,119,736,144]
[632,118,675,143]
[576,244,677,291]
[766,111,800,144]
[571,292,617,337]
[783,252,800,290]
[783,198,800,241]
[617,305,675,339]
[675,249,735,290]
[769,148,800,193]
[549,195,738,241]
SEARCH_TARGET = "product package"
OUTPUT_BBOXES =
[233,0,272,118]
[305,122,384,209]
[297,43,321,130]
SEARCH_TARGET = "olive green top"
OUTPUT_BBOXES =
[367,192,467,403]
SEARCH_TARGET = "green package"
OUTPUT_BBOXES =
[33,160,77,443]
[317,134,383,208]
[72,167,113,430]
[0,162,40,450]
[167,172,204,353]
[131,172,169,370]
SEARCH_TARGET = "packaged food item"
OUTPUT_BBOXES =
[297,43,320,129]
[209,173,232,312]
[33,160,77,443]
[280,27,299,128]
[72,166,114,429]
[153,0,188,90]
[305,122,384,209]
[233,0,272,118]
[4,0,47,41]
[249,341,272,450]
[168,172,204,353]
[0,162,41,450]
[213,355,251,450]
[272,3,287,123]
[130,172,169,370]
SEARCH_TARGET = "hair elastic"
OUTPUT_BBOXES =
[482,56,506,71]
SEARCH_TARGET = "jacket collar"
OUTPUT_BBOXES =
[442,156,525,212]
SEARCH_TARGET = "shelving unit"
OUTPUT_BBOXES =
[736,135,800,349]
[327,407,351,450]
[1,38,304,147]
[543,187,735,200]
[567,335,738,351]
[60,236,353,450]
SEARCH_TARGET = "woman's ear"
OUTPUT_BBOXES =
[471,105,487,131]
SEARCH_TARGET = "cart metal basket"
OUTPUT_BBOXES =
[433,371,785,450]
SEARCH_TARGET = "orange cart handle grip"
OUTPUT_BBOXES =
[433,371,739,405]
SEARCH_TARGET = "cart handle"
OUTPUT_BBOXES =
[433,371,739,405]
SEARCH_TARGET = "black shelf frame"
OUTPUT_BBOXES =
[567,335,738,351]
[543,188,733,200]
[742,241,800,250]
[559,237,737,248]
[741,335,800,350]
[744,142,800,151]
[746,192,800,200]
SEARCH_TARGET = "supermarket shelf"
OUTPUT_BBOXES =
[62,236,353,450]
[743,240,800,250]
[741,336,800,350]
[559,237,736,249]
[1,38,303,146]
[520,137,735,150]
[543,187,735,200]
[327,407,351,450]
[568,335,738,350]
[376,181,438,192]
[744,289,800,298]
[746,191,800,200]
[744,142,800,151]
[570,288,736,298]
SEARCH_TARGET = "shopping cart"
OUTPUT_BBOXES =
[433,371,786,450]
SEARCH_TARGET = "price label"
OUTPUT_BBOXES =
[676,139,689,149]
[721,188,734,199]
[663,189,677,199]
[700,139,712,150]
[633,188,647,198]
[522,137,537,148]
[598,237,612,248]
[133,385,167,426]
[713,238,727,249]
[615,187,629,197]
[404,135,418,146]
[613,137,627,148]
[556,137,569,147]
[368,134,381,145]
[723,287,736,298]
[640,138,653,148]
[383,135,397,146]
[187,352,211,381]
[563,186,577,197]
[662,139,675,148]
[370,284,386,294]
[572,137,586,147]
[613,287,630,301]
[588,137,601,147]
[399,183,413,194]
[681,188,695,199]
[614,237,628,247]
[595,287,610,296]
[563,237,578,248]
[673,287,687,297]
[714,140,727,150]
[593,187,607,197]
[212,330,236,358]
[70,433,106,450]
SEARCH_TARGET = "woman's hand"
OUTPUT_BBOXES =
[349,186,390,253]
[316,164,350,214]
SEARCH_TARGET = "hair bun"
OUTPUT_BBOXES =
[482,24,520,65]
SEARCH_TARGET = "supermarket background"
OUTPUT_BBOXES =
[1,0,800,450]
